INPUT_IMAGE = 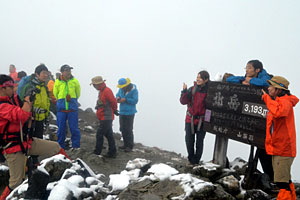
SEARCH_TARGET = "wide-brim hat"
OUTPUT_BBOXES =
[267,76,289,90]
[90,76,105,85]
[117,78,131,88]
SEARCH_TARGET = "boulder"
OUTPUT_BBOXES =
[216,175,240,195]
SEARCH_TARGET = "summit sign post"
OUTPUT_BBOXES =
[203,81,268,157]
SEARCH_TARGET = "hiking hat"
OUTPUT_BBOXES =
[90,76,105,85]
[60,65,73,72]
[117,78,131,88]
[267,76,289,90]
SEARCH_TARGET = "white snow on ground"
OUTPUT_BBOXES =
[108,173,130,192]
[2,157,251,200]
[125,158,150,170]
[230,157,247,170]
[0,165,9,171]
[170,173,214,199]
[201,162,220,171]
[147,163,179,181]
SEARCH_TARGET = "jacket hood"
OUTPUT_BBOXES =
[258,69,269,78]
[281,94,299,107]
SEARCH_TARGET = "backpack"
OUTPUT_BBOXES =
[17,75,31,98]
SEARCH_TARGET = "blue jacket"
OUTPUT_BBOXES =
[226,69,270,87]
[116,84,138,115]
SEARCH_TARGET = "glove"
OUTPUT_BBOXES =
[33,107,42,114]
[114,110,120,116]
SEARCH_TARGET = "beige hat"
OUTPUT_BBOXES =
[267,76,289,90]
[90,76,105,85]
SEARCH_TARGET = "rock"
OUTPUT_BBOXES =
[24,169,50,199]
[207,184,236,200]
[42,156,73,182]
[192,162,222,178]
[210,168,241,183]
[230,157,247,176]
[119,179,185,200]
[0,165,9,188]
[216,175,240,195]
[85,108,94,113]
[245,189,270,200]
[84,125,94,133]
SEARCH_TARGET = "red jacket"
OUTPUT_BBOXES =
[263,94,299,157]
[0,95,32,154]
[180,83,207,125]
[96,83,118,121]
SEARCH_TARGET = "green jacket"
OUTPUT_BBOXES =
[19,75,50,121]
[53,76,81,111]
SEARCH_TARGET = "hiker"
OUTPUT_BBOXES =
[226,60,270,86]
[0,74,70,200]
[227,60,274,181]
[116,78,138,152]
[19,64,50,139]
[47,71,57,115]
[91,76,117,158]
[13,71,27,94]
[262,76,298,199]
[53,65,81,150]
[180,70,210,165]
[9,64,18,82]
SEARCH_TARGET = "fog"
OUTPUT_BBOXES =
[1,0,299,180]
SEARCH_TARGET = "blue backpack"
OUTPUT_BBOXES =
[17,75,31,97]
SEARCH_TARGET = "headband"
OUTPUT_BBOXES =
[0,80,14,88]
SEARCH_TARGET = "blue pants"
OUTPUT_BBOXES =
[57,111,81,149]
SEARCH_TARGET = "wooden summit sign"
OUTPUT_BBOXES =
[203,81,268,149]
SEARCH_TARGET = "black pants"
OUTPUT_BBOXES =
[33,120,44,139]
[119,115,135,149]
[95,120,116,155]
[257,148,274,181]
[185,122,206,165]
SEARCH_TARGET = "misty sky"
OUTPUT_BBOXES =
[1,0,300,180]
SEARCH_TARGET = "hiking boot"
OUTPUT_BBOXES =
[103,153,116,158]
[124,147,132,152]
[93,150,101,155]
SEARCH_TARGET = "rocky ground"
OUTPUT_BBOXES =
[64,108,188,182]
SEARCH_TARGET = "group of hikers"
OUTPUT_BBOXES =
[0,60,298,199]
[180,60,298,200]
[0,64,138,199]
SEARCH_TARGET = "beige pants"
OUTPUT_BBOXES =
[272,155,294,183]
[4,138,61,189]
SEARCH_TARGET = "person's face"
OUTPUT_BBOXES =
[268,85,281,97]
[196,74,207,86]
[0,86,14,97]
[93,83,101,90]
[9,66,15,73]
[62,69,72,80]
[245,64,260,78]
[36,70,48,82]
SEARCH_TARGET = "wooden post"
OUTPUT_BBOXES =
[212,135,228,167]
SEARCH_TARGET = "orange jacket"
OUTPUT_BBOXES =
[262,94,299,157]
[47,79,55,100]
